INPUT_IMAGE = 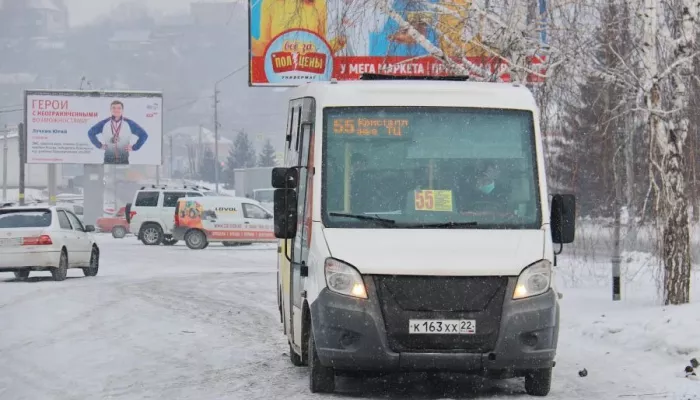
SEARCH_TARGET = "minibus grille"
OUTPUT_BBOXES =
[373,275,508,353]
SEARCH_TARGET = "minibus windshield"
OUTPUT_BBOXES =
[322,106,541,229]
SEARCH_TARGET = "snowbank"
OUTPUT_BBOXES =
[1,188,47,203]
[557,251,700,382]
[580,302,700,361]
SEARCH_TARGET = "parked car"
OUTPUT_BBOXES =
[172,196,275,250]
[125,185,211,246]
[0,206,99,281]
[96,206,130,238]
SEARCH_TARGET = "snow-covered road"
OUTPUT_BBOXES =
[1,236,698,399]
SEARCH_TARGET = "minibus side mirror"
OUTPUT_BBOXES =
[551,194,576,244]
[272,167,298,189]
[274,188,297,239]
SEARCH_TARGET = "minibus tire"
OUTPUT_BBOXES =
[524,368,552,396]
[278,287,283,324]
[289,344,305,366]
[309,330,335,393]
[185,229,208,250]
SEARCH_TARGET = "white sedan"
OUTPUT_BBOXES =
[0,206,100,281]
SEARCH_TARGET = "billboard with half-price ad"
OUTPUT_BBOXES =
[248,0,546,86]
[24,90,163,165]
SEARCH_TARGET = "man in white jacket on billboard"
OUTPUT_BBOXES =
[87,100,149,165]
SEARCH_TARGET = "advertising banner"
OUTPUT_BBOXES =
[248,0,546,86]
[24,90,163,165]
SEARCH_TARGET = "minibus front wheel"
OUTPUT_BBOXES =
[524,367,552,396]
[309,328,335,393]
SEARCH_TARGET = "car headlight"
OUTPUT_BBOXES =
[324,258,367,299]
[513,260,552,300]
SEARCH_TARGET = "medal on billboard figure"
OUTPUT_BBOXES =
[109,119,121,144]
[104,119,133,162]
[88,100,149,165]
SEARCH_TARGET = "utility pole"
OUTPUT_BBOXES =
[18,122,25,206]
[214,87,219,193]
[113,165,117,211]
[197,125,203,175]
[2,124,7,202]
[48,163,56,205]
[213,64,246,193]
[169,135,174,178]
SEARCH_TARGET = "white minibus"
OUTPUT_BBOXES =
[271,76,575,396]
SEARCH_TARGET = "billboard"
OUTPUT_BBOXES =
[248,0,546,86]
[24,90,163,165]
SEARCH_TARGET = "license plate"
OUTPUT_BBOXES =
[0,237,21,247]
[408,319,476,334]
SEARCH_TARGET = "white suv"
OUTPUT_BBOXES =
[126,186,211,246]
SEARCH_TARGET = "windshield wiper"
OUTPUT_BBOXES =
[401,221,478,228]
[329,212,396,226]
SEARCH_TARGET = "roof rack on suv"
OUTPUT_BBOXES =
[185,184,211,191]
[138,184,212,191]
[359,73,470,81]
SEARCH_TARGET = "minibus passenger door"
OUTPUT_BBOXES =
[272,98,315,357]
[273,101,301,345]
[291,120,314,348]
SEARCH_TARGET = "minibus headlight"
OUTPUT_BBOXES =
[513,260,552,300]
[324,258,367,299]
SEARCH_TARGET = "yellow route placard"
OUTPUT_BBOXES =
[414,190,453,212]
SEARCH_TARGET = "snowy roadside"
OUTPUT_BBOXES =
[0,235,698,399]
[553,252,700,399]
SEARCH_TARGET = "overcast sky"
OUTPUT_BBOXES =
[64,0,234,26]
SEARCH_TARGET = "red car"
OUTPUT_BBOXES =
[96,207,130,238]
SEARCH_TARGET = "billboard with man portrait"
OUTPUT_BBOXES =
[24,90,163,165]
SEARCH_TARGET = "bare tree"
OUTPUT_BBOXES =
[543,0,695,305]
[273,0,696,302]
[647,0,696,305]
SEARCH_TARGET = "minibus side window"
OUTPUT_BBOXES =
[287,104,296,150]
[286,103,300,165]
[295,106,302,151]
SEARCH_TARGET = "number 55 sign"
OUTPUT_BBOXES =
[414,190,453,212]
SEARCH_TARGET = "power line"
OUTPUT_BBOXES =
[214,63,247,87]
[229,111,284,117]
[0,108,22,114]
[166,95,213,112]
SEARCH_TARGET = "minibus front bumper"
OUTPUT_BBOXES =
[309,276,559,375]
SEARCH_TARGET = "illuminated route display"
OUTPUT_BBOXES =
[331,117,408,137]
